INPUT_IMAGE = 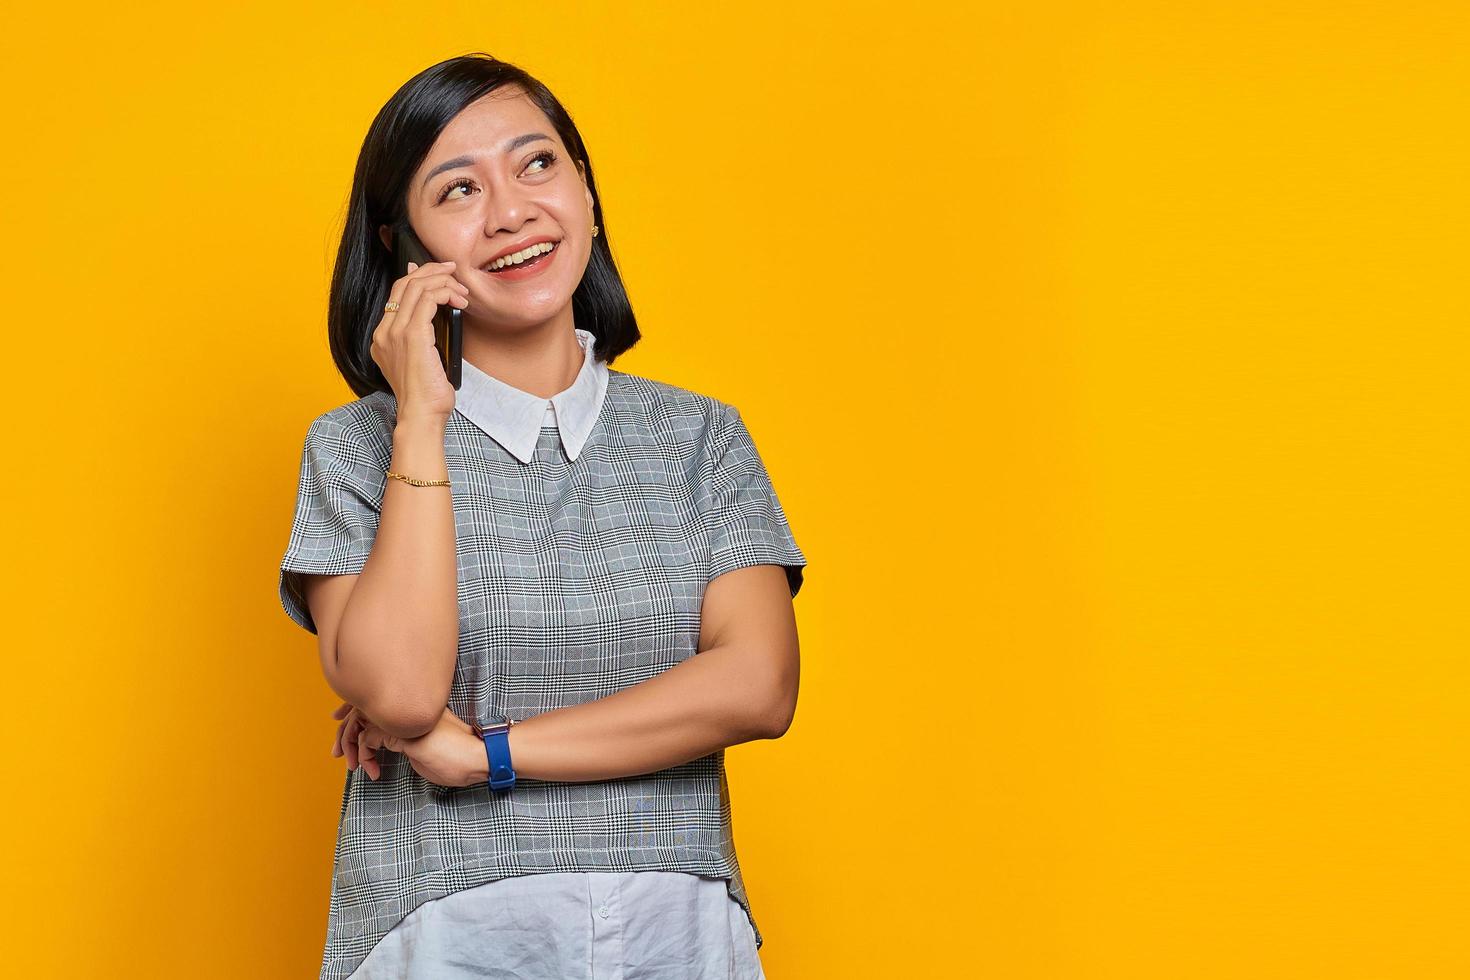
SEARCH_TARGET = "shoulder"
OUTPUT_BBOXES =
[299,390,397,465]
[605,368,739,445]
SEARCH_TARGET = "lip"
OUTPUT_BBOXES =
[480,239,561,282]
[483,235,561,265]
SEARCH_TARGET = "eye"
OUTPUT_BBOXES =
[434,151,558,204]
[437,178,475,203]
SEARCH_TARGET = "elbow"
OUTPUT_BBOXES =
[372,707,442,740]
[327,647,450,739]
[352,689,444,739]
[757,633,801,739]
[361,672,450,736]
[760,681,799,740]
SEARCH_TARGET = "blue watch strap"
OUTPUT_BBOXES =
[476,719,516,791]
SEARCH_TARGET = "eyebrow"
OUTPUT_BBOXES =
[421,133,554,190]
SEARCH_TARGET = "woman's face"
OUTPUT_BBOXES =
[388,87,595,332]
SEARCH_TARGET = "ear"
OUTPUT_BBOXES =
[378,224,392,252]
[577,160,595,214]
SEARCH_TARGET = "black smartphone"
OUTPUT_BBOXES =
[391,224,464,390]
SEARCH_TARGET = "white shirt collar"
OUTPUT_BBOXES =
[454,327,609,464]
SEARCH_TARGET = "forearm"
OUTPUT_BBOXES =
[333,414,458,736]
[459,642,781,785]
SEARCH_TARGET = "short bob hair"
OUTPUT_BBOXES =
[327,53,641,398]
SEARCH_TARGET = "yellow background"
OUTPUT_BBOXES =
[3,2,1466,976]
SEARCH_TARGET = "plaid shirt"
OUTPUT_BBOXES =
[278,331,806,979]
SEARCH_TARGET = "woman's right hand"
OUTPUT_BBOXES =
[371,259,470,421]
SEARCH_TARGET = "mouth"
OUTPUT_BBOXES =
[481,240,561,282]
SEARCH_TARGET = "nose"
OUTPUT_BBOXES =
[479,171,539,238]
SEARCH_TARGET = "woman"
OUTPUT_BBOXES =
[277,54,808,980]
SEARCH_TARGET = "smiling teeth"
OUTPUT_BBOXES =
[486,241,557,270]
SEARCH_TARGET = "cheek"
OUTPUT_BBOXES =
[573,236,596,278]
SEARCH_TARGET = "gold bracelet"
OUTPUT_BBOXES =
[386,470,451,488]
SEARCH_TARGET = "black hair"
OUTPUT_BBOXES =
[326,53,641,398]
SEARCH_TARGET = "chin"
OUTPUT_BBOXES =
[466,298,573,330]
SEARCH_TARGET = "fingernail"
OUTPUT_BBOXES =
[408,261,418,271]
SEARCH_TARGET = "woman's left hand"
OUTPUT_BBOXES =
[330,701,477,787]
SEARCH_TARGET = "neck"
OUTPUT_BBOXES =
[461,310,583,398]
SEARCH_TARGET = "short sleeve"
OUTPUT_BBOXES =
[703,404,808,598]
[277,416,386,634]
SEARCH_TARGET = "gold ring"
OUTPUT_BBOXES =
[384,301,401,313]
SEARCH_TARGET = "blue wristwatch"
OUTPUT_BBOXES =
[471,713,517,792]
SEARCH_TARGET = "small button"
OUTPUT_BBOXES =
[598,905,609,918]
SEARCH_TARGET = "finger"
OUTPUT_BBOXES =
[408,285,464,323]
[332,701,352,721]
[363,726,398,781]
[404,261,462,287]
[358,730,379,780]
[409,287,472,319]
[393,264,468,313]
[384,266,416,319]
[381,260,456,324]
[412,267,471,295]
[395,278,469,332]
[403,286,470,333]
[345,716,361,769]
[352,715,369,769]
[439,269,471,294]
[332,718,346,758]
[386,277,425,336]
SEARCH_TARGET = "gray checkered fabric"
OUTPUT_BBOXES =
[278,367,806,980]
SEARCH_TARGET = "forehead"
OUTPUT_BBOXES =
[421,88,559,165]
